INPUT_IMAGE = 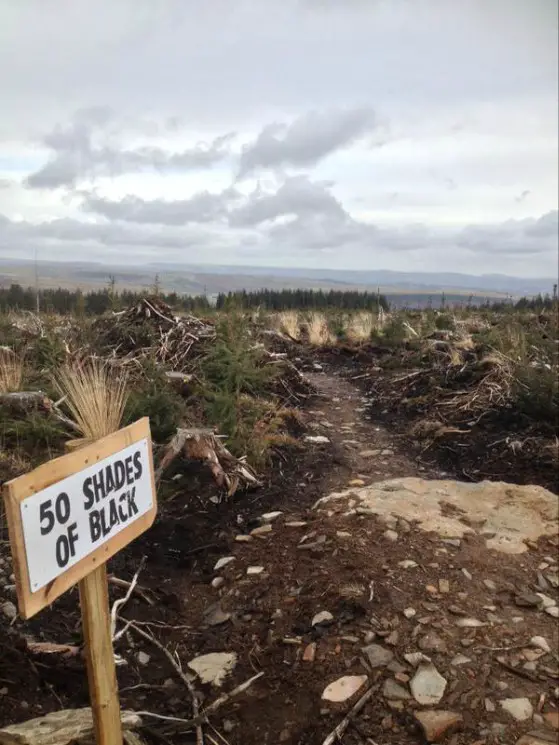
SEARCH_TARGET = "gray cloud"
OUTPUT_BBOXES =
[239,108,377,175]
[457,210,558,254]
[26,110,235,189]
[82,187,240,225]
[229,176,346,226]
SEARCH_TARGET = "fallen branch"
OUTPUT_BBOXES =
[108,576,155,606]
[110,558,146,639]
[321,684,378,745]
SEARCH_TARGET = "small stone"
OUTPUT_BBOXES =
[137,651,150,666]
[1,601,17,621]
[322,675,368,703]
[530,636,551,652]
[419,632,447,653]
[362,643,394,668]
[403,607,417,619]
[250,524,272,537]
[359,449,381,457]
[483,579,497,591]
[247,566,264,575]
[285,521,307,527]
[536,593,557,608]
[516,733,559,745]
[496,681,509,691]
[544,606,559,618]
[384,530,398,542]
[426,584,438,595]
[439,579,450,593]
[398,560,418,569]
[500,697,533,721]
[485,698,496,712]
[441,538,461,547]
[410,663,447,705]
[214,557,235,571]
[235,535,253,543]
[348,478,366,487]
[204,603,231,626]
[383,678,411,701]
[260,511,283,523]
[414,710,464,742]
[303,643,317,662]
[455,618,486,628]
[385,630,399,646]
[211,577,225,589]
[188,652,237,687]
[312,611,334,627]
[450,654,471,666]
[381,449,394,456]
[336,531,352,538]
[223,720,235,733]
[404,652,431,667]
[515,592,543,608]
[461,568,472,580]
[305,435,330,444]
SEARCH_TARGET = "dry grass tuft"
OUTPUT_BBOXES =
[278,311,301,340]
[55,359,129,442]
[0,348,24,394]
[346,312,376,342]
[307,312,334,346]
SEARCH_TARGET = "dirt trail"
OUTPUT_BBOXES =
[0,366,558,745]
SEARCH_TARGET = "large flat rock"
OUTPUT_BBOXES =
[0,709,141,745]
[315,478,558,554]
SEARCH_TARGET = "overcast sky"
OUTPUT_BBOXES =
[0,0,557,277]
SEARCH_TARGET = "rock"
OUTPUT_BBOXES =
[455,618,486,628]
[0,708,141,745]
[516,733,559,745]
[500,697,534,721]
[530,636,551,653]
[235,535,253,543]
[384,530,399,542]
[137,651,150,666]
[316,478,558,554]
[381,449,394,456]
[203,603,231,626]
[250,524,272,537]
[305,435,330,444]
[385,630,399,646]
[398,560,419,569]
[461,568,473,580]
[214,557,235,571]
[286,521,307,527]
[419,632,447,653]
[404,652,431,667]
[303,643,317,662]
[485,698,496,712]
[1,601,17,622]
[211,577,225,589]
[515,592,543,607]
[544,606,559,618]
[543,712,559,729]
[223,720,235,733]
[260,511,283,523]
[438,579,450,593]
[450,654,471,666]
[348,479,366,487]
[359,449,381,457]
[483,579,497,591]
[403,607,417,619]
[410,663,447,705]
[383,679,411,701]
[312,611,334,627]
[321,675,368,703]
[188,652,237,687]
[247,566,264,575]
[362,644,394,668]
[535,593,556,608]
[414,710,463,742]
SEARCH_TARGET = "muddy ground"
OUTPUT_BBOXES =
[0,357,558,745]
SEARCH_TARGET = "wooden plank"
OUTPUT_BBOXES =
[2,418,157,619]
[79,565,123,745]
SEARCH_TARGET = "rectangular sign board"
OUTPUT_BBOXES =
[2,418,157,619]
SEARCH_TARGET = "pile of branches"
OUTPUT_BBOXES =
[93,297,215,370]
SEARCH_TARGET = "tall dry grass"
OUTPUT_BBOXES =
[0,349,24,394]
[277,311,301,340]
[346,312,376,343]
[55,359,129,441]
[307,312,334,346]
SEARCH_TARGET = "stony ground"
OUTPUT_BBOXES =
[0,363,558,745]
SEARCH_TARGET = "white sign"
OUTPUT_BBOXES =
[20,438,154,592]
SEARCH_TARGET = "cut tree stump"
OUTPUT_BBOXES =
[0,392,52,413]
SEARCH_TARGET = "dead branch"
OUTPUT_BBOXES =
[321,684,378,745]
[110,559,146,639]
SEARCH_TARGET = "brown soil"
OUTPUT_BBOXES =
[1,363,558,745]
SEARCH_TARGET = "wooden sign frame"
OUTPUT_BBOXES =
[3,417,157,620]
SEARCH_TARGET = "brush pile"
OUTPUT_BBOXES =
[93,297,215,370]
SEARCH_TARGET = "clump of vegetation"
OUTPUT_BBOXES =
[55,359,129,442]
[346,312,376,343]
[306,312,334,346]
[0,349,24,393]
[125,363,188,443]
[277,310,301,340]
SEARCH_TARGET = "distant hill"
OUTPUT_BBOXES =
[0,258,554,302]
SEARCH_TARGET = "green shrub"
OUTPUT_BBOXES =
[124,364,187,443]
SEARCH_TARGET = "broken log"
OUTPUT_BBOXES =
[0,391,52,414]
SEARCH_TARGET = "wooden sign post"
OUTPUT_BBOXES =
[2,417,157,745]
